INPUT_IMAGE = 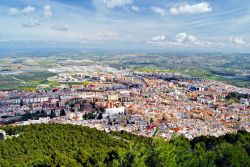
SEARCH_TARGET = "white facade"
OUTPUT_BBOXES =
[103,107,125,119]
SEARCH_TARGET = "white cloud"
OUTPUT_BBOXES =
[230,37,246,45]
[7,8,19,15]
[151,6,166,16]
[151,35,165,42]
[173,32,209,46]
[7,6,36,16]
[22,6,36,14]
[52,24,69,31]
[170,2,212,15]
[174,33,194,43]
[22,22,40,28]
[100,0,133,8]
[43,5,52,17]
[131,5,140,12]
[148,33,212,47]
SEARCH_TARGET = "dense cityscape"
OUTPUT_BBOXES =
[1,64,249,140]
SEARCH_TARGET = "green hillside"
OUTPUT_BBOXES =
[0,124,249,167]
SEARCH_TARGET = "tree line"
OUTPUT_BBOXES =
[0,124,249,166]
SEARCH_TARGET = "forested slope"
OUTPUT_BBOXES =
[0,124,249,167]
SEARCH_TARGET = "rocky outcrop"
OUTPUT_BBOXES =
[0,130,6,140]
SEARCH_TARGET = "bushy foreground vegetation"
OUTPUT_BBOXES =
[0,124,249,167]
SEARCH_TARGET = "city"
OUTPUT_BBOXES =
[1,64,249,140]
[0,0,250,166]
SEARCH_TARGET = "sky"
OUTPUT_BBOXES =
[0,0,250,52]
